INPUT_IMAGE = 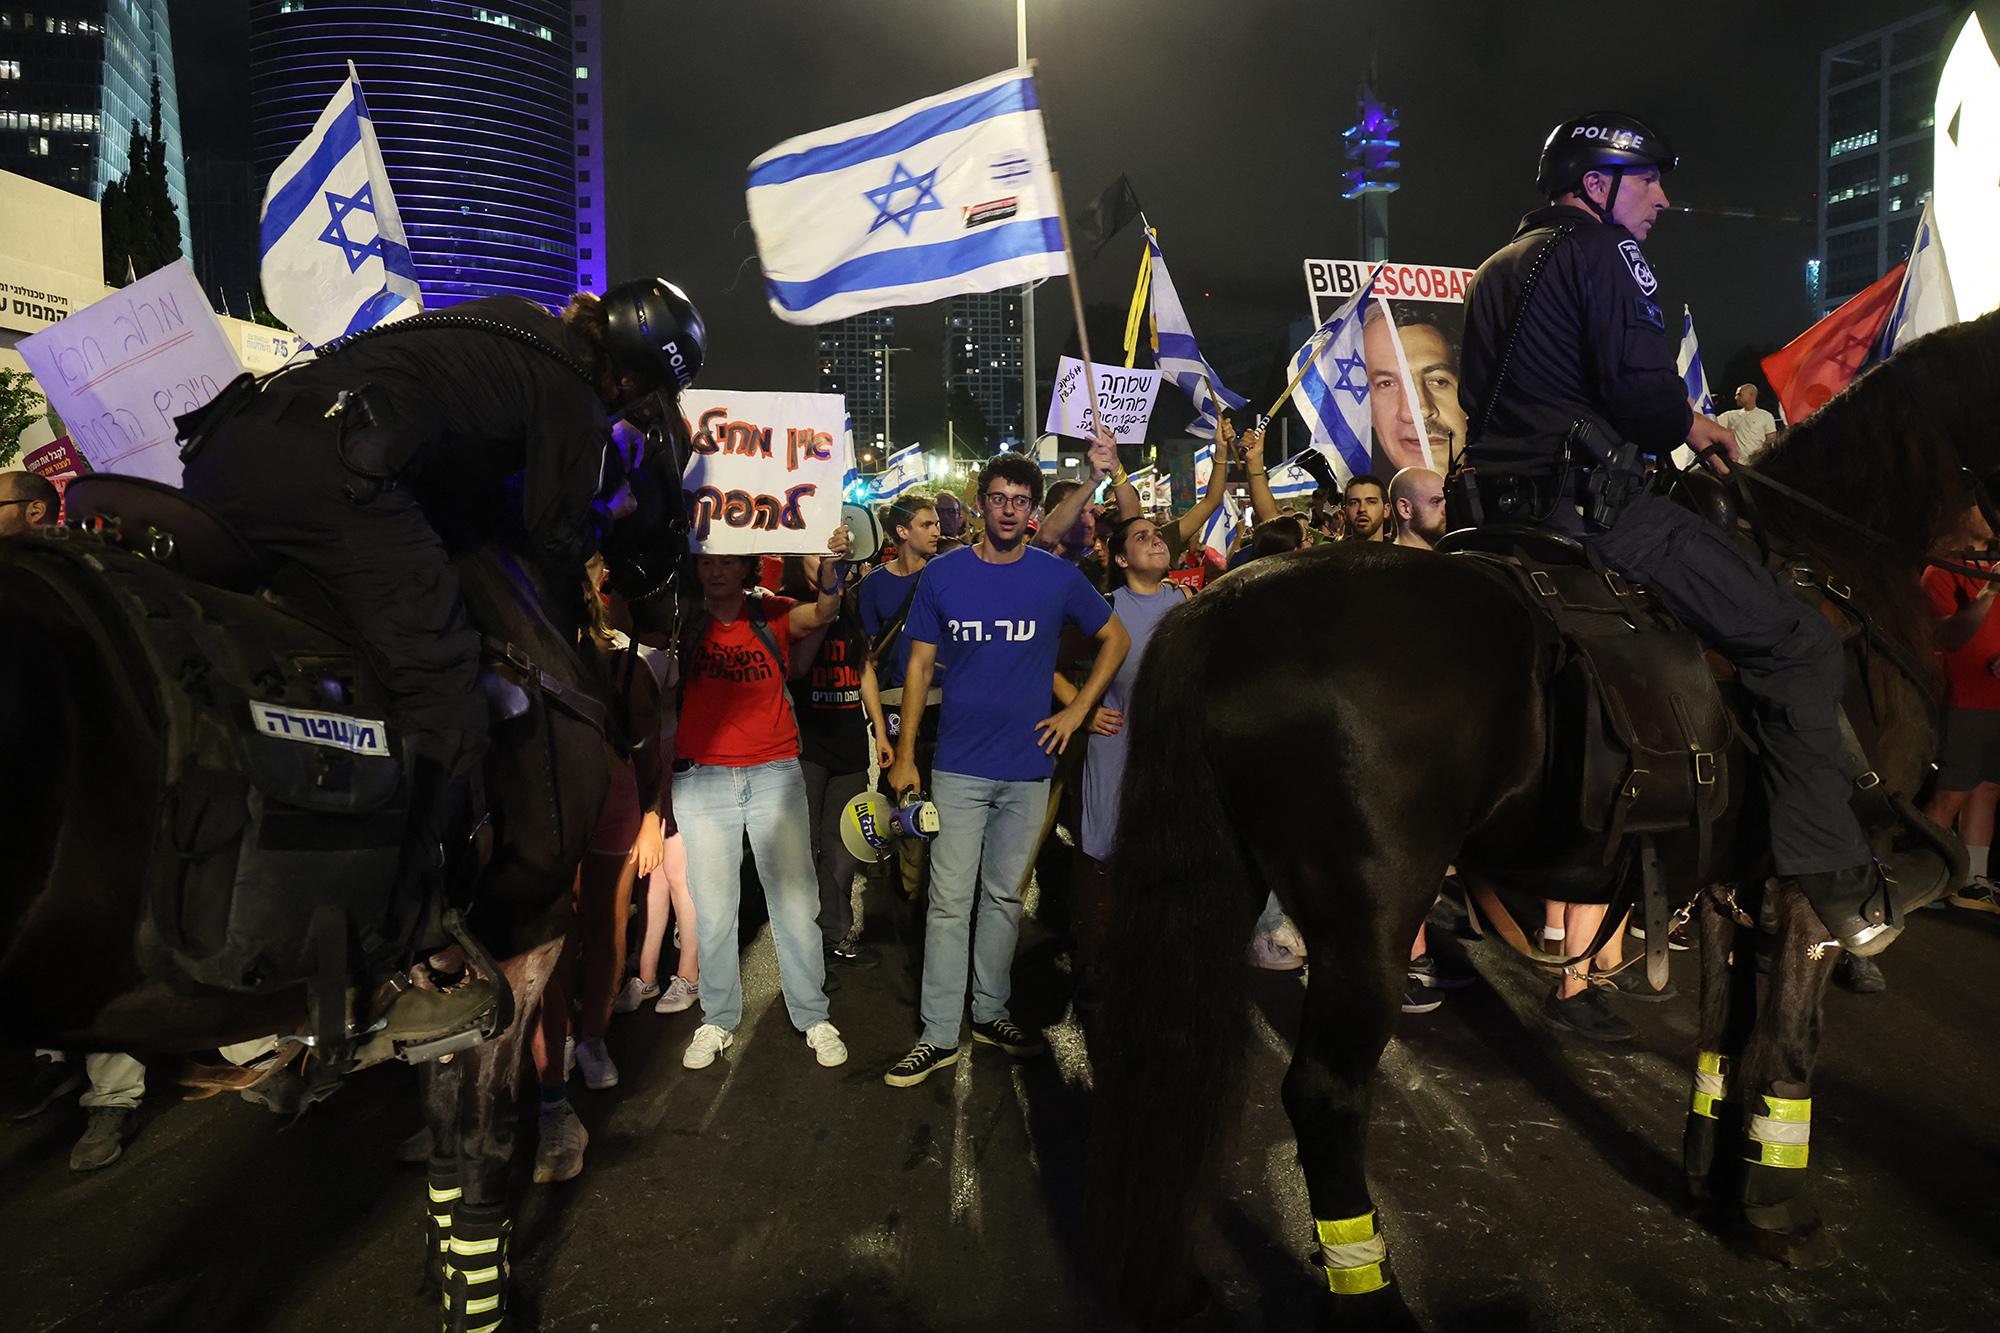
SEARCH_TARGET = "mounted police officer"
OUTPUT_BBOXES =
[1456,112,1904,968]
[179,278,705,1038]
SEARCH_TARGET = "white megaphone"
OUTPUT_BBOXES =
[840,789,941,863]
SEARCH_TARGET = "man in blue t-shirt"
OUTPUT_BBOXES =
[882,454,1130,1087]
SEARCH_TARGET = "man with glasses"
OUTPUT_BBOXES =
[0,469,58,536]
[881,453,1131,1086]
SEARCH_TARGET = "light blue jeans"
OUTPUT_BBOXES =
[920,770,1050,1048]
[672,758,830,1034]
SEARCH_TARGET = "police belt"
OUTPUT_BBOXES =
[1453,421,1649,529]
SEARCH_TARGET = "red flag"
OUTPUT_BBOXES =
[1762,264,1905,424]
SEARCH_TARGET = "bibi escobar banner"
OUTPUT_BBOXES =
[1302,258,1476,479]
[678,390,853,555]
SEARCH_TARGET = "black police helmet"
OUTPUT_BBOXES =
[1536,112,1678,199]
[601,277,706,391]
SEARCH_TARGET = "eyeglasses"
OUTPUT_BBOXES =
[981,493,1035,513]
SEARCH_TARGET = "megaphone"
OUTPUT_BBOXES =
[842,502,884,564]
[840,789,941,863]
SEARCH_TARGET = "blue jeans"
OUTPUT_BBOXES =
[920,771,1050,1048]
[671,758,830,1034]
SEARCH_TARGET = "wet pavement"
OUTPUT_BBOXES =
[4,863,1998,1333]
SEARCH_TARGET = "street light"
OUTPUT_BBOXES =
[873,344,909,457]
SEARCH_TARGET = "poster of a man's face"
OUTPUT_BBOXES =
[1361,302,1467,478]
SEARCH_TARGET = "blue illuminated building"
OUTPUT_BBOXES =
[251,0,602,310]
[0,1,188,229]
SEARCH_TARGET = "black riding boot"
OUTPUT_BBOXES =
[1796,861,1903,957]
[442,1201,511,1333]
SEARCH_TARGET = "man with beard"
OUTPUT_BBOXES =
[1363,303,1467,476]
[1389,467,1447,549]
[1342,473,1389,542]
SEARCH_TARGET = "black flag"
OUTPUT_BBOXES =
[1078,174,1143,261]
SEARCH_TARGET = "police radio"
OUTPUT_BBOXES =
[840,790,941,863]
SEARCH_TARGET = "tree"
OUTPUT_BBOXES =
[0,368,49,470]
[944,385,992,454]
[102,77,183,284]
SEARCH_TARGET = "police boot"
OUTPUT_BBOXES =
[1795,861,1904,957]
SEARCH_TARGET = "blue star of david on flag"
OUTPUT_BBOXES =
[863,161,943,235]
[1285,267,1383,484]
[320,182,384,272]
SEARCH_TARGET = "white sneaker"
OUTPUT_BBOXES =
[804,1021,848,1068]
[574,1037,619,1090]
[532,1099,588,1183]
[611,977,660,1013]
[654,974,699,1014]
[1271,920,1308,960]
[562,1033,575,1083]
[1247,932,1304,971]
[681,1023,733,1069]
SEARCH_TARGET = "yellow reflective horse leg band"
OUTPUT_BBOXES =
[1691,1050,1728,1120]
[445,1230,506,1333]
[1745,1092,1811,1169]
[1316,1212,1389,1295]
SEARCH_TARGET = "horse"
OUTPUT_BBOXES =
[1087,312,2000,1329]
[0,521,620,1332]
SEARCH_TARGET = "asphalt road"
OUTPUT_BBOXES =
[4,855,1998,1333]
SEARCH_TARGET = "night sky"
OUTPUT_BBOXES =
[171,0,1925,440]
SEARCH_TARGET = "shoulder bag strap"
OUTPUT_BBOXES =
[1462,225,1576,467]
[866,576,924,669]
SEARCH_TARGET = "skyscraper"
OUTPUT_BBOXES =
[250,0,594,311]
[0,2,187,232]
[818,313,896,462]
[1816,7,1951,316]
[944,289,1022,450]
[187,151,256,314]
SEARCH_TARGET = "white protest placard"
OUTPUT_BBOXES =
[1043,356,1161,444]
[679,390,853,554]
[16,260,244,487]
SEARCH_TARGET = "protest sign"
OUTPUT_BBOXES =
[679,390,853,555]
[22,434,86,478]
[1044,356,1161,443]
[1302,258,1476,480]
[16,261,244,487]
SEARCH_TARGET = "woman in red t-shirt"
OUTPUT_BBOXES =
[673,526,856,1073]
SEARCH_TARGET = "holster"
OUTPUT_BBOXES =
[175,372,264,464]
[331,383,417,504]
[1452,420,1649,531]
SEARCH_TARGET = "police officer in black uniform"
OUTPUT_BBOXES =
[181,278,704,1036]
[1457,113,1903,1007]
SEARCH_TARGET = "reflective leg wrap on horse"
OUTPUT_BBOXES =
[1736,1080,1830,1261]
[422,1156,460,1296]
[442,1202,511,1333]
[1683,1049,1738,1199]
[1316,1211,1390,1295]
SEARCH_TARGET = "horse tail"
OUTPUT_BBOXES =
[1088,595,1261,1323]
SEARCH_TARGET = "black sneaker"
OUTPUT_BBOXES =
[884,1042,959,1088]
[1401,983,1442,1014]
[1836,952,1886,994]
[1407,953,1476,990]
[971,1017,1045,1057]
[1543,985,1637,1042]
[1591,966,1679,1003]
[826,939,882,970]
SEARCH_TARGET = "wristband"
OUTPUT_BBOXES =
[1247,467,1266,476]
[1111,468,1129,487]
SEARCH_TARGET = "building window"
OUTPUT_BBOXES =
[580,249,592,260]
[577,170,590,182]
[0,61,19,79]
[577,144,588,156]
[579,222,592,234]
[575,13,586,24]
[575,118,588,130]
[575,40,587,51]
[576,92,588,104]
[577,196,590,207]
[574,65,588,79]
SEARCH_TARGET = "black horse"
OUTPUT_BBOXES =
[1089,313,2000,1329]
[0,526,615,1331]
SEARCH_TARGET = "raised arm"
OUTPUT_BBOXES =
[1240,422,1279,524]
[786,525,853,636]
[1173,419,1234,544]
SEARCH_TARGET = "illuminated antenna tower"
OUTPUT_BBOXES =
[1342,53,1400,262]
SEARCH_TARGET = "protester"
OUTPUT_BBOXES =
[0,469,59,536]
[860,495,945,901]
[1717,384,1778,461]
[933,490,966,550]
[673,526,855,1072]
[882,453,1131,1087]
[1342,474,1389,542]
[1388,467,1447,549]
[1923,507,2000,930]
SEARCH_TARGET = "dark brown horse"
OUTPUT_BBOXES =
[0,532,613,1332]
[1088,313,2000,1329]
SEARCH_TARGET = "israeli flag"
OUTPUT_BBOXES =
[1200,488,1242,561]
[870,443,928,500]
[259,63,421,347]
[1285,267,1379,484]
[1882,198,1960,356]
[1677,306,1714,415]
[747,68,1067,326]
[1266,459,1317,498]
[1150,228,1245,438]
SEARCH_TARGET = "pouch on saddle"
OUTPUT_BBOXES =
[17,490,412,998]
[1451,528,1732,871]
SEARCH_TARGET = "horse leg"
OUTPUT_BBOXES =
[1284,879,1431,1331]
[1731,884,1841,1268]
[1683,888,1757,1207]
[422,936,563,1331]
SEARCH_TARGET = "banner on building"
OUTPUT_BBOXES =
[1044,356,1161,443]
[679,390,854,555]
[1302,258,1475,482]
[15,260,244,487]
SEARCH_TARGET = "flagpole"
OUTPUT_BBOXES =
[1265,334,1328,420]
[1050,169,1104,435]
